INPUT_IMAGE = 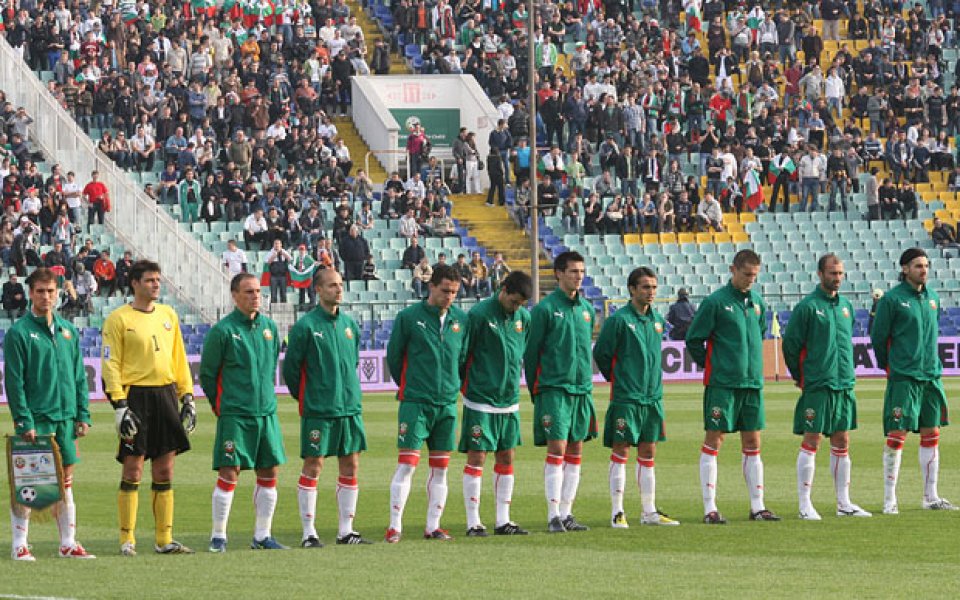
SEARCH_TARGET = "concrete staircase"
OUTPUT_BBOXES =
[346,0,408,75]
[333,116,388,182]
[452,194,556,297]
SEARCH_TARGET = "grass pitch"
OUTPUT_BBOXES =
[2,379,960,599]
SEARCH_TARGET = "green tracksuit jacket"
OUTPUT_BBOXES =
[4,312,89,435]
[870,281,942,381]
[523,289,595,397]
[283,306,362,417]
[200,309,280,416]
[461,295,531,408]
[782,286,856,391]
[386,301,469,405]
[593,302,665,405]
[685,282,766,389]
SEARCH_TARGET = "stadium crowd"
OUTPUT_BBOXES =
[3,0,960,301]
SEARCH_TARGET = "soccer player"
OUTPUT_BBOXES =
[524,251,597,533]
[871,248,957,514]
[102,260,197,556]
[460,271,533,537]
[686,249,780,524]
[200,273,287,553]
[283,268,372,547]
[385,264,469,542]
[594,267,679,528]
[782,254,871,520]
[5,268,95,560]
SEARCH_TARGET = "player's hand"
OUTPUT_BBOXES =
[75,422,90,438]
[20,429,36,443]
[180,394,197,434]
[115,405,141,438]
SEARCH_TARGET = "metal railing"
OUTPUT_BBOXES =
[0,37,230,322]
[364,150,445,182]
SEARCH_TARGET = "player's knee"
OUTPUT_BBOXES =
[301,457,323,478]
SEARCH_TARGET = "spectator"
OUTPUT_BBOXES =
[454,253,475,298]
[1,271,27,319]
[469,251,490,298]
[361,255,379,281]
[932,218,960,260]
[666,288,696,341]
[339,224,370,282]
[222,239,248,277]
[72,264,97,315]
[412,257,432,299]
[265,239,293,304]
[93,249,117,296]
[81,170,109,230]
[402,237,425,270]
[243,208,269,251]
[696,193,724,232]
[489,252,511,291]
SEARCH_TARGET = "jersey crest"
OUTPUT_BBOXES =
[263,328,274,340]
[61,328,72,340]
[344,327,354,339]
[163,321,173,331]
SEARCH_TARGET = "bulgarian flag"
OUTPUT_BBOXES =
[684,0,701,33]
[223,0,244,21]
[289,255,316,289]
[744,167,764,211]
[767,155,795,184]
[119,0,139,24]
[260,262,292,287]
[244,0,275,28]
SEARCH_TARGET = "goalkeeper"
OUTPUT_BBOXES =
[101,260,197,557]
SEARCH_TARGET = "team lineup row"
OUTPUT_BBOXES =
[4,248,954,559]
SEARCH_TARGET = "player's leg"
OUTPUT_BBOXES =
[701,430,724,521]
[299,456,324,546]
[492,448,526,534]
[559,394,596,531]
[830,389,870,516]
[49,420,93,558]
[739,389,777,521]
[210,466,239,551]
[882,379,916,514]
[919,380,956,510]
[119,455,146,555]
[335,452,370,543]
[883,428,907,514]
[387,403,427,542]
[797,432,821,520]
[636,403,676,525]
[464,450,488,534]
[535,392,568,530]
[609,442,630,528]
[10,501,32,561]
[251,466,283,548]
[545,438,568,530]
[151,452,192,553]
[424,404,457,539]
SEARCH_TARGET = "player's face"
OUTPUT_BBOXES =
[903,256,929,287]
[317,270,344,309]
[818,259,845,294]
[29,280,58,316]
[629,276,657,308]
[132,271,162,302]
[556,261,585,295]
[498,291,528,314]
[232,277,261,315]
[428,278,460,311]
[730,262,760,293]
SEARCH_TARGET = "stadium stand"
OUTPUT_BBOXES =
[4,0,960,347]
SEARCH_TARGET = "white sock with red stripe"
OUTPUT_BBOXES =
[830,446,852,509]
[463,465,483,529]
[559,454,582,518]
[297,473,319,540]
[211,477,236,540]
[57,477,77,548]
[883,433,905,506]
[493,464,514,527]
[544,454,563,520]
[336,476,359,538]
[609,453,627,518]
[637,458,656,515]
[700,445,718,514]
[797,443,817,512]
[920,433,941,502]
[253,478,278,540]
[10,507,29,550]
[389,451,419,532]
[425,455,449,532]
[742,449,765,513]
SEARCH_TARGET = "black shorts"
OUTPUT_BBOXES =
[116,384,191,462]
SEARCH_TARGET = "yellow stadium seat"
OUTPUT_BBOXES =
[624,234,641,245]
[713,232,733,243]
[642,233,659,245]
[725,222,744,233]
[677,232,695,244]
[695,232,713,243]
[659,233,677,244]
[924,218,935,231]
[731,232,750,243]
[738,213,756,223]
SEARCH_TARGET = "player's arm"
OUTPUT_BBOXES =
[522,305,548,397]
[457,310,472,370]
[71,327,91,426]
[3,331,34,435]
[198,324,225,413]
[870,296,892,370]
[281,322,305,400]
[757,297,767,337]
[170,312,194,399]
[101,311,127,402]
[684,296,715,368]
[781,304,806,383]
[385,313,407,386]
[592,314,619,381]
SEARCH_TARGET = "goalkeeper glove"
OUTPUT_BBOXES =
[179,394,197,434]
[114,403,140,438]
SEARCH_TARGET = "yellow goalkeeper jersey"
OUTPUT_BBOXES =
[101,303,193,401]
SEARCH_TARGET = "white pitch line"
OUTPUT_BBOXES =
[0,594,79,600]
